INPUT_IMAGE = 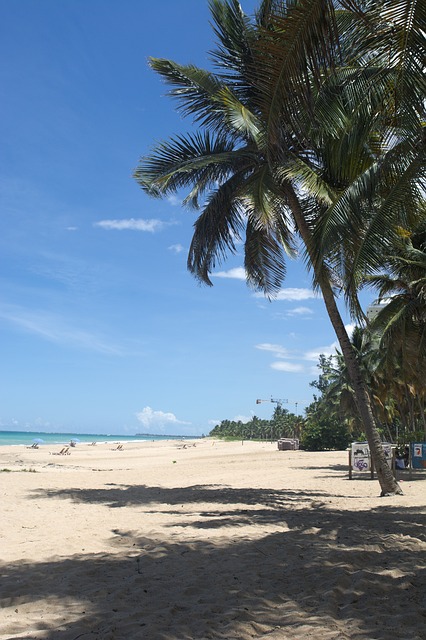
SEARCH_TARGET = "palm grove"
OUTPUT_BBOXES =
[134,0,425,496]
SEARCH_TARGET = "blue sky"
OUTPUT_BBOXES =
[0,0,364,436]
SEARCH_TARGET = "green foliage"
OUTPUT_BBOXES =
[304,349,362,450]
[209,411,299,440]
[301,417,351,452]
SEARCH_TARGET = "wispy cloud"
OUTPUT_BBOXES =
[287,306,313,316]
[0,303,122,355]
[271,361,304,372]
[94,218,165,232]
[304,343,339,361]
[168,243,185,254]
[255,343,292,359]
[254,287,319,301]
[256,336,345,375]
[303,325,354,361]
[256,342,305,373]
[212,267,246,280]
[167,195,182,207]
[135,406,191,431]
[209,412,253,425]
[233,413,254,424]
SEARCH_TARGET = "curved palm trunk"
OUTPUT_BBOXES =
[287,188,402,496]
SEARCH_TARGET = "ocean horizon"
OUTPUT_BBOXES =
[0,429,195,447]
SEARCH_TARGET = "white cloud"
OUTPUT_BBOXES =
[255,343,292,359]
[167,195,182,207]
[304,343,339,361]
[287,306,313,316]
[208,414,255,427]
[308,364,322,375]
[233,414,253,424]
[254,287,319,301]
[169,243,184,254]
[212,267,246,280]
[303,326,353,361]
[135,406,191,432]
[256,342,305,373]
[271,361,304,372]
[345,323,356,338]
[94,218,165,232]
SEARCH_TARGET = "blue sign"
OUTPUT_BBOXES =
[411,443,426,469]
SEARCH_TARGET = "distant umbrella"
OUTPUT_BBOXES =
[70,438,80,446]
[33,438,44,444]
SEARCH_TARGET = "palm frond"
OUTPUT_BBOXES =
[208,0,253,80]
[252,0,339,154]
[216,86,264,143]
[187,174,247,285]
[148,58,234,133]
[134,131,252,197]
[244,221,287,294]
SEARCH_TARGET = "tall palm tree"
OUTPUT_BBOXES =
[132,0,423,494]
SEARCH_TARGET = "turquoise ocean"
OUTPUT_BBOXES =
[0,430,188,447]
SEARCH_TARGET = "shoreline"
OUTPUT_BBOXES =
[0,437,189,448]
[1,439,425,639]
[0,431,196,448]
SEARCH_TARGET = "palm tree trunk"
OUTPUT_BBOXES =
[416,395,426,438]
[286,187,403,495]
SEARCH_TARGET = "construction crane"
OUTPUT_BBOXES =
[256,397,288,408]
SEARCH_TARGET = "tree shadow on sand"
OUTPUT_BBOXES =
[31,483,344,509]
[2,484,425,640]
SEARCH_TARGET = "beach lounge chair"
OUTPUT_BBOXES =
[50,447,69,455]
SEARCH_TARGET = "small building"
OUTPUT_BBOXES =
[277,438,299,451]
[366,299,391,322]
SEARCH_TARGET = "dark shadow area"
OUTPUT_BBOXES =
[2,485,425,639]
[30,483,353,509]
[294,464,350,472]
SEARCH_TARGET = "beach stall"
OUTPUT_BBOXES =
[277,438,299,450]
[411,442,426,470]
[348,441,394,479]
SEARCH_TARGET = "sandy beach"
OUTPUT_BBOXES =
[0,438,425,640]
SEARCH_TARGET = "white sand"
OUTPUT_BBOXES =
[0,439,425,639]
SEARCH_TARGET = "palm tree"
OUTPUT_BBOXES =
[132,0,423,494]
[363,223,426,437]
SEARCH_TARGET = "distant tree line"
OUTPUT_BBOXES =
[209,405,300,442]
